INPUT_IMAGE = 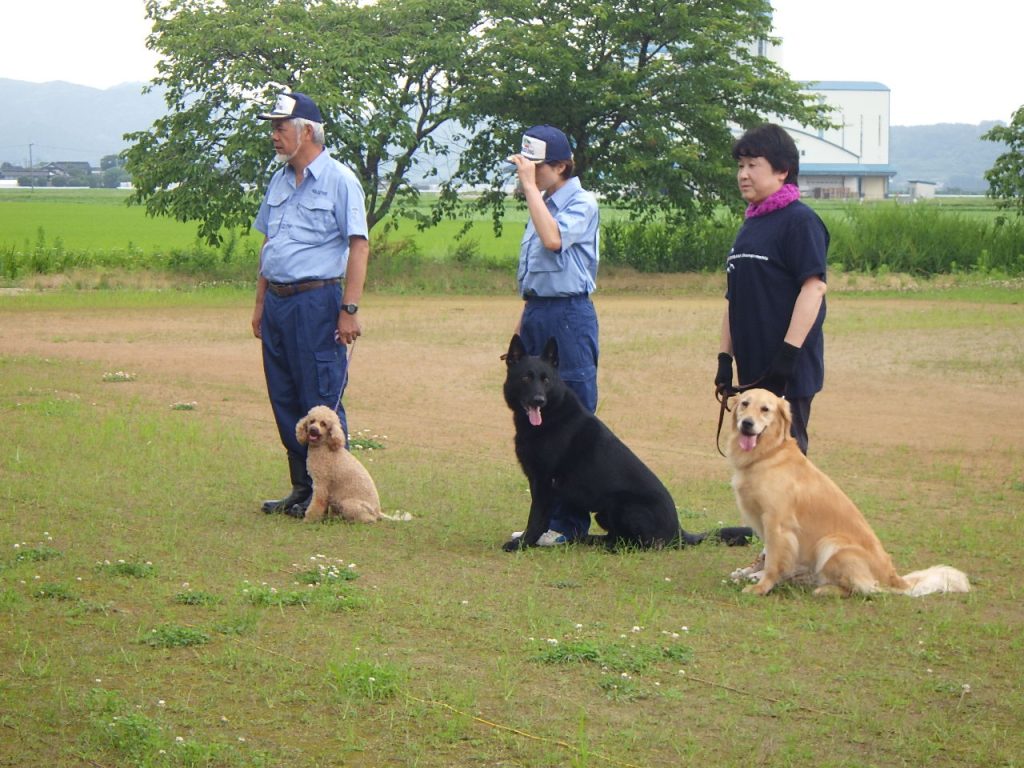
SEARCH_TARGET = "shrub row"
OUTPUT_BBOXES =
[602,203,1024,276]
[0,229,259,282]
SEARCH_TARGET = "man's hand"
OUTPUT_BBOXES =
[336,312,361,345]
[251,302,263,339]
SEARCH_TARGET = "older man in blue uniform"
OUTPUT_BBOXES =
[250,92,370,517]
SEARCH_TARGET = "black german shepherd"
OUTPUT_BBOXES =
[502,334,752,551]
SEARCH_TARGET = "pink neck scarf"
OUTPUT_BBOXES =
[745,183,800,219]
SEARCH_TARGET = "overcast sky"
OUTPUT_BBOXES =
[0,0,1020,126]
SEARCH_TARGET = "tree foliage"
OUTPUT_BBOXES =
[124,0,827,245]
[444,0,828,229]
[983,106,1024,219]
[125,0,486,244]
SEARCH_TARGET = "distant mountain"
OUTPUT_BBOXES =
[0,79,166,167]
[890,122,1005,193]
[0,79,1009,193]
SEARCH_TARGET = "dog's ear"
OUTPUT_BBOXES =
[541,337,559,368]
[777,394,793,437]
[503,334,527,366]
[326,419,346,452]
[295,416,309,445]
[729,393,744,429]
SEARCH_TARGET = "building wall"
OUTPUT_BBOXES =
[806,83,890,164]
[776,83,895,199]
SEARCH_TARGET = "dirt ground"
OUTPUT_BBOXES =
[2,290,1021,491]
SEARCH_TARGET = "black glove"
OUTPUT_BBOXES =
[764,342,800,395]
[715,352,734,394]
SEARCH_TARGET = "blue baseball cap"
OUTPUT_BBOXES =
[258,92,323,122]
[521,125,572,163]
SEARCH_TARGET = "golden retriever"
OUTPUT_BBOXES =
[728,389,970,597]
[295,406,409,524]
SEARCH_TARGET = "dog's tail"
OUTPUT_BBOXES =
[899,565,971,596]
[680,526,754,547]
[380,511,413,522]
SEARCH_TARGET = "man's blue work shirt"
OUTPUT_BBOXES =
[255,149,368,283]
[518,176,599,298]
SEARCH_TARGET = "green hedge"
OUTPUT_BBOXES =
[601,203,1024,276]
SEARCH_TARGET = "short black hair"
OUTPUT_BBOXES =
[732,124,799,185]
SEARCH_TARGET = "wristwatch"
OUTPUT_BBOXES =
[341,303,359,315]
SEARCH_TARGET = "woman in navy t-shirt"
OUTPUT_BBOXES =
[715,124,829,454]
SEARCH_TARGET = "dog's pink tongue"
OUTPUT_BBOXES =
[739,433,758,452]
[527,406,542,427]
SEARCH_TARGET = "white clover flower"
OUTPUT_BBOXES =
[962,683,971,693]
[157,700,165,707]
[175,736,184,743]
[546,638,559,645]
[631,626,642,633]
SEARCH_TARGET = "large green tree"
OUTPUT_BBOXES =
[444,0,828,228]
[125,0,486,243]
[983,106,1024,218]
[125,0,827,244]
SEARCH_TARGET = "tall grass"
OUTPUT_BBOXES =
[826,202,1024,275]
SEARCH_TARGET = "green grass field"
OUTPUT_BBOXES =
[0,188,528,263]
[1,285,1022,767]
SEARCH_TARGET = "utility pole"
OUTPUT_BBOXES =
[28,142,34,192]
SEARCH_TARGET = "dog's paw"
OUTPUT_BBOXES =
[502,537,526,552]
[729,566,761,583]
[742,579,774,596]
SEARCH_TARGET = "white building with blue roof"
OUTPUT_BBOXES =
[781,80,896,199]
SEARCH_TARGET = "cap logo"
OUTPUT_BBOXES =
[521,135,547,162]
[272,94,297,117]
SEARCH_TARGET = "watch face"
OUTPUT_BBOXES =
[343,304,358,314]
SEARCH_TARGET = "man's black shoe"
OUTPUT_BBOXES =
[284,496,312,519]
[261,486,311,515]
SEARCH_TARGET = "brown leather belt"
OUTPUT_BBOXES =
[267,278,339,298]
